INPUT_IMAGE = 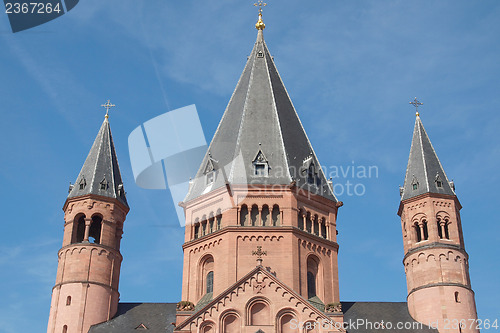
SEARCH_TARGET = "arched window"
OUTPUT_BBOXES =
[222,313,240,333]
[307,271,316,299]
[209,216,214,234]
[307,256,320,300]
[216,210,222,230]
[455,291,460,303]
[251,205,259,226]
[194,223,200,239]
[89,215,102,244]
[414,223,422,242]
[272,205,280,226]
[279,313,297,333]
[306,213,312,233]
[202,220,207,236]
[298,211,304,230]
[437,219,443,239]
[422,221,429,240]
[74,215,85,243]
[199,255,214,298]
[62,325,68,333]
[261,205,269,226]
[313,215,319,236]
[66,296,71,306]
[249,301,270,325]
[206,271,214,294]
[320,218,327,238]
[200,322,215,333]
[240,205,248,226]
[444,220,450,239]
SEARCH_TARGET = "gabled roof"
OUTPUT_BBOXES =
[87,301,436,333]
[88,303,177,333]
[342,302,437,333]
[174,265,337,331]
[401,115,455,201]
[67,117,128,208]
[184,29,337,203]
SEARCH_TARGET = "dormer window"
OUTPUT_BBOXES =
[411,176,419,191]
[254,163,266,176]
[252,150,269,177]
[206,171,214,185]
[100,178,108,190]
[257,50,264,58]
[79,177,87,190]
[203,158,216,185]
[435,174,443,188]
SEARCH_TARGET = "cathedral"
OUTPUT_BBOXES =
[46,9,479,333]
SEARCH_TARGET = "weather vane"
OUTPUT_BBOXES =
[101,99,116,118]
[254,0,267,30]
[409,97,423,116]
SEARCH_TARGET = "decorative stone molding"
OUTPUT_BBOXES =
[325,302,342,313]
[177,301,195,311]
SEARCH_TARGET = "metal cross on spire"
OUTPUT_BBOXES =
[409,97,423,116]
[101,99,116,118]
[252,246,267,266]
[254,0,267,14]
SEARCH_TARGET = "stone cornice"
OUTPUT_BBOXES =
[407,282,473,297]
[397,192,461,216]
[403,242,467,262]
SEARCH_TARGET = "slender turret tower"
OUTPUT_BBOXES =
[398,101,478,332]
[47,105,129,333]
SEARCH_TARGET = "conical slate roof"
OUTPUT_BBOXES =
[184,30,337,202]
[401,115,455,201]
[67,116,128,207]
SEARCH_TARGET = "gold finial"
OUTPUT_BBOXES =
[101,99,115,119]
[409,97,423,116]
[254,1,267,30]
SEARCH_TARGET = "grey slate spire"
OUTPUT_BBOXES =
[68,116,128,207]
[401,115,455,201]
[184,30,337,202]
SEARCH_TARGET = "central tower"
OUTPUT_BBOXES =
[175,11,343,333]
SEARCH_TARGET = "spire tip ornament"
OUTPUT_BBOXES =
[254,1,267,30]
[409,97,423,117]
[101,99,116,119]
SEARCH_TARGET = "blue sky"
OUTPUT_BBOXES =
[0,1,499,332]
